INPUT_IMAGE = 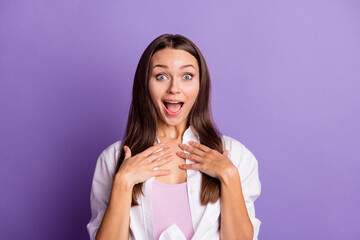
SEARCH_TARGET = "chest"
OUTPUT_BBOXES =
[154,139,187,184]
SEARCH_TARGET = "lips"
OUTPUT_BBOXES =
[162,99,184,116]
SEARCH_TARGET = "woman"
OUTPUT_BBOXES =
[87,34,261,240]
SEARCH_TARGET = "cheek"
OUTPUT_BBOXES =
[148,81,159,101]
[149,83,168,110]
[186,85,200,102]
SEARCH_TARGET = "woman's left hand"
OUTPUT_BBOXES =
[176,141,236,180]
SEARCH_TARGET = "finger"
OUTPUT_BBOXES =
[147,147,172,162]
[179,163,200,171]
[223,150,229,158]
[153,169,172,176]
[188,141,211,153]
[142,142,165,157]
[179,143,206,157]
[151,154,174,168]
[176,151,203,162]
[124,145,132,160]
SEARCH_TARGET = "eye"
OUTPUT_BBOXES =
[183,73,193,80]
[156,74,167,80]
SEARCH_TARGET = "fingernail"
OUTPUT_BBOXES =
[159,143,164,146]
[167,147,172,151]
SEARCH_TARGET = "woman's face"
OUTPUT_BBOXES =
[149,48,200,127]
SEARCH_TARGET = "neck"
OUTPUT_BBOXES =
[156,118,189,141]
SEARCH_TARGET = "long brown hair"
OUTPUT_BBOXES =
[115,33,224,206]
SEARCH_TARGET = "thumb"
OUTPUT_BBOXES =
[124,145,132,160]
[223,150,229,158]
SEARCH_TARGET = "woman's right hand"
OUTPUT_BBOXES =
[115,143,173,188]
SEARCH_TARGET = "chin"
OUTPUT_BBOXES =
[159,114,187,127]
[164,118,185,126]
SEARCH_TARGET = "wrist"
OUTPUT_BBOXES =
[114,171,134,192]
[219,165,238,184]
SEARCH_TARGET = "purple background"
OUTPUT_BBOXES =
[1,0,359,239]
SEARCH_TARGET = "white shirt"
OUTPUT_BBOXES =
[87,126,261,239]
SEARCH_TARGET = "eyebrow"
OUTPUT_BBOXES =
[152,64,196,70]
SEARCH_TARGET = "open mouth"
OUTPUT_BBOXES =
[162,100,184,116]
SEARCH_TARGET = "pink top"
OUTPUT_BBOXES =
[151,179,194,240]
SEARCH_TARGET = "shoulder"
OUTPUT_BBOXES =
[220,135,258,172]
[221,135,261,196]
[95,140,123,174]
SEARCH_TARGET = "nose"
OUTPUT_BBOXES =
[167,78,180,94]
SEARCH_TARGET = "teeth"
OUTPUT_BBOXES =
[165,101,181,104]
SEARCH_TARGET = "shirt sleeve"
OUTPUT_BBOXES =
[87,146,118,240]
[236,145,262,240]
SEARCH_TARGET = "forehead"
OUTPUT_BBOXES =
[150,48,199,70]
